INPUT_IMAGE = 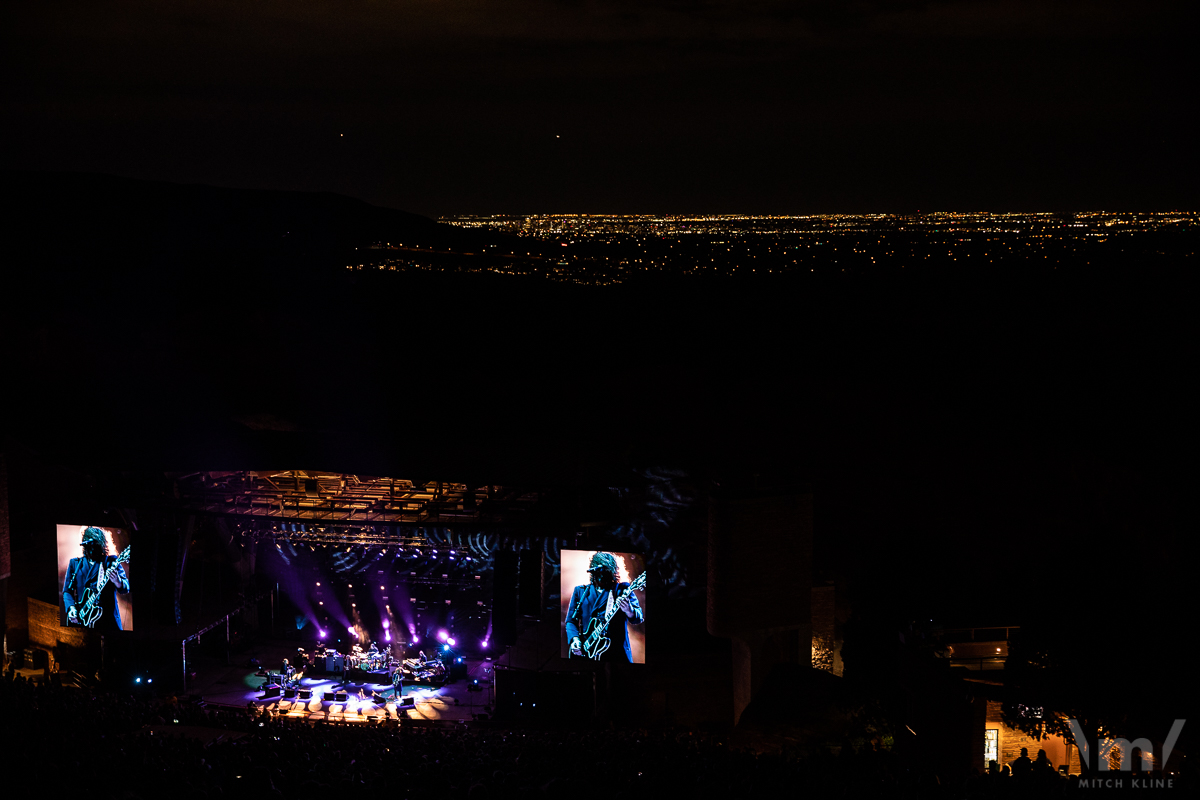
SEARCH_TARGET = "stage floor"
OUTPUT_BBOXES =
[185,640,496,724]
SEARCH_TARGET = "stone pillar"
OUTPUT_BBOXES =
[708,488,812,725]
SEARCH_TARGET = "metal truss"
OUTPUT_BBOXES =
[169,470,540,528]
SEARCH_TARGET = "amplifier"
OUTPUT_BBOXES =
[395,695,415,709]
[283,687,297,699]
[298,688,313,700]
[261,684,281,698]
[334,691,349,703]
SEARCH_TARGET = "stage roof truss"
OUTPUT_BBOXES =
[170,470,540,528]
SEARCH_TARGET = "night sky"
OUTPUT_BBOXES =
[4,1,1196,215]
[2,4,1196,638]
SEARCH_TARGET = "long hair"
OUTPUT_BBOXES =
[81,527,110,560]
[587,552,619,587]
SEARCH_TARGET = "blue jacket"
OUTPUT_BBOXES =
[565,582,644,662]
[63,556,129,630]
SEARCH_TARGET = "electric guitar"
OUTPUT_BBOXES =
[575,571,646,660]
[73,546,131,628]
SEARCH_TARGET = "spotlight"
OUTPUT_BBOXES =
[447,637,456,646]
[382,620,389,629]
[437,630,448,642]
[135,677,142,684]
[482,640,489,649]
[443,645,450,652]
[320,630,326,639]
[348,626,355,634]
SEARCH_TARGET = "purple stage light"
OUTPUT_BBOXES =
[447,637,456,646]
[385,632,392,642]
[437,630,448,642]
[482,640,489,648]
[411,636,419,644]
[320,630,327,639]
[382,620,389,629]
[348,626,355,634]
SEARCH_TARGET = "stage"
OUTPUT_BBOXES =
[184,639,496,724]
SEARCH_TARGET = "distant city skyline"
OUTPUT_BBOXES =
[344,209,1198,285]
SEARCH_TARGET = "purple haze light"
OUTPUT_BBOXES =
[437,630,448,642]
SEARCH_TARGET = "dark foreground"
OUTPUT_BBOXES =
[3,672,1188,799]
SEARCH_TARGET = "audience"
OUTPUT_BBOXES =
[1,670,1179,799]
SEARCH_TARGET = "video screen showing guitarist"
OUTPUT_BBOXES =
[564,551,645,663]
[60,525,131,631]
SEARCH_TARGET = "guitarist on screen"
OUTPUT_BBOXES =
[63,527,130,630]
[566,552,644,662]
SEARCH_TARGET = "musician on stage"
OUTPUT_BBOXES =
[389,665,404,700]
[366,640,382,668]
[565,551,643,662]
[62,527,130,630]
[282,658,297,687]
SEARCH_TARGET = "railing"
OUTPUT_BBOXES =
[949,656,1007,671]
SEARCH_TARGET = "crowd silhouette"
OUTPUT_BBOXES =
[2,670,1183,799]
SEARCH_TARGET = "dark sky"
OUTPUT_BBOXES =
[4,1,1196,215]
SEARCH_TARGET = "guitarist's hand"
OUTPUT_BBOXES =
[67,606,79,624]
[618,594,633,617]
[570,637,583,657]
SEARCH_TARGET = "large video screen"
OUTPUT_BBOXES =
[560,549,646,663]
[57,524,133,631]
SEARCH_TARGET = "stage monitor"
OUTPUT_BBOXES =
[56,524,134,631]
[559,549,646,663]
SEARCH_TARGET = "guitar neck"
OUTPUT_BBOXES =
[600,581,638,625]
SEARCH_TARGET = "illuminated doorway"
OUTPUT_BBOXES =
[984,729,999,767]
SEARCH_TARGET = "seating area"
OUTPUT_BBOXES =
[2,668,1131,799]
